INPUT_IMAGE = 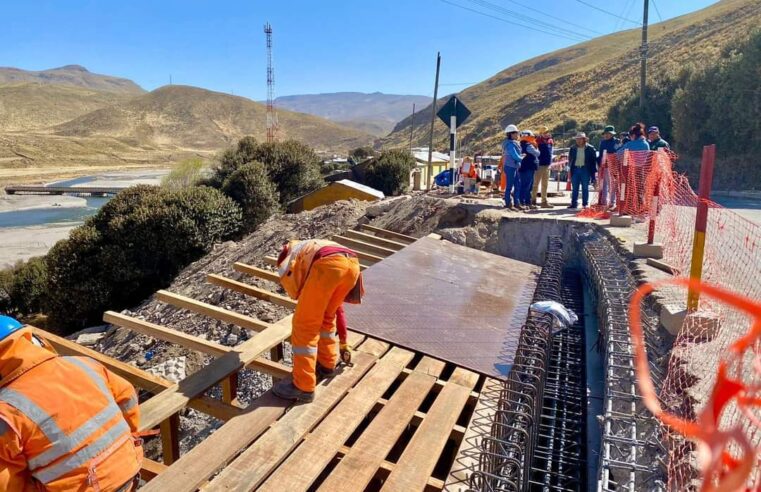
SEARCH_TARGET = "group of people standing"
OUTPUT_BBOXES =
[501,121,670,210]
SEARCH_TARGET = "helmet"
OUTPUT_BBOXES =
[520,130,534,137]
[504,124,519,133]
[0,315,23,342]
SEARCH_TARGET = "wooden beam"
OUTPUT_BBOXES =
[361,224,416,244]
[32,327,246,422]
[207,274,297,309]
[160,412,181,465]
[344,229,407,250]
[156,290,270,332]
[335,446,445,489]
[265,253,369,271]
[221,372,239,406]
[140,458,168,481]
[264,255,278,267]
[333,235,396,257]
[103,311,291,380]
[233,262,280,283]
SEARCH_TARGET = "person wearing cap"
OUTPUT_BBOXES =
[598,125,620,208]
[518,130,540,210]
[0,315,144,491]
[567,132,597,209]
[502,124,523,210]
[647,126,670,151]
[273,240,364,402]
[532,126,554,208]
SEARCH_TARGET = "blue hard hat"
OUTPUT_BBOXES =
[0,315,23,342]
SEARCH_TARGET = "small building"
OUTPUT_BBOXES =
[289,179,385,213]
[412,147,450,190]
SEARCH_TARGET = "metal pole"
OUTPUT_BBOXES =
[647,180,659,244]
[619,151,629,216]
[449,114,457,193]
[687,144,716,311]
[427,52,441,191]
[409,103,416,151]
[639,0,649,113]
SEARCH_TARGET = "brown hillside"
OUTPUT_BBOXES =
[383,0,761,151]
[0,65,144,95]
[54,85,375,152]
[0,83,137,132]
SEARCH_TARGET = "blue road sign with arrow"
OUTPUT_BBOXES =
[436,95,471,128]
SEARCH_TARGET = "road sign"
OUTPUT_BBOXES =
[436,96,471,128]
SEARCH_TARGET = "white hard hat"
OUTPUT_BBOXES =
[504,124,519,133]
[520,130,534,137]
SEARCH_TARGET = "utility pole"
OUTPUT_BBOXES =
[426,52,441,190]
[264,22,278,143]
[639,0,649,113]
[409,103,416,151]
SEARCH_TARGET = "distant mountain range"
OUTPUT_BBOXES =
[275,92,431,136]
[0,66,375,171]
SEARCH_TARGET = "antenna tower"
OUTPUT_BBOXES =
[264,22,278,142]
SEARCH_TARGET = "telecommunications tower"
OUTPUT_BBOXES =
[264,22,278,142]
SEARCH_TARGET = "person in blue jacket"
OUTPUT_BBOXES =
[597,125,620,207]
[568,132,597,209]
[617,122,650,159]
[502,124,522,210]
[518,130,540,209]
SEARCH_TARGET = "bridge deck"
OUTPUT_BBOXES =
[5,185,122,195]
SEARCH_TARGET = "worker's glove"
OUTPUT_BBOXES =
[339,343,352,365]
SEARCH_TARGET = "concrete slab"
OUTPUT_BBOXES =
[610,215,633,227]
[633,242,664,259]
[660,304,687,336]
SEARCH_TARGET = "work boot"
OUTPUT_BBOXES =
[529,204,539,210]
[541,202,553,209]
[272,379,314,403]
[316,363,336,382]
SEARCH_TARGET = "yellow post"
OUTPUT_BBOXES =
[687,145,715,311]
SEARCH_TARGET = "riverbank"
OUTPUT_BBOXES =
[0,194,86,213]
[0,222,78,268]
[0,163,171,187]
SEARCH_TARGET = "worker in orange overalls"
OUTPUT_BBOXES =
[460,156,479,195]
[273,239,363,402]
[0,315,143,492]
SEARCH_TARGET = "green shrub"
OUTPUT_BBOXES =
[206,136,260,188]
[45,185,241,330]
[251,140,324,205]
[364,149,415,196]
[0,257,48,316]
[222,162,281,231]
[162,158,205,190]
[349,146,375,160]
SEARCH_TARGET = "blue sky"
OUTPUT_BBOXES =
[0,0,717,99]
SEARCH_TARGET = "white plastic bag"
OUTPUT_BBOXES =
[530,301,579,332]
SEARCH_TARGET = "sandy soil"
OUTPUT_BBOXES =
[0,164,171,186]
[0,194,86,212]
[0,222,77,267]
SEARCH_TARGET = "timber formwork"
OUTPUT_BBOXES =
[34,225,509,491]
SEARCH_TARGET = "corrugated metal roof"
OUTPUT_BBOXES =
[412,151,450,163]
[334,179,385,199]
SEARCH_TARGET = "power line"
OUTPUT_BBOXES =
[651,0,663,22]
[466,0,594,40]
[439,82,479,86]
[439,0,590,42]
[573,0,640,25]
[501,0,606,36]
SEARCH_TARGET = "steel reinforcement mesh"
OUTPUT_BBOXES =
[468,236,564,491]
[579,232,668,491]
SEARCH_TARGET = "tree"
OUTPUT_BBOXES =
[222,162,281,231]
[46,185,242,330]
[364,149,415,196]
[251,140,324,205]
[0,257,48,317]
[206,136,260,188]
[162,158,205,190]
[349,146,374,161]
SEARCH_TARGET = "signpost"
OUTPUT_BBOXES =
[436,96,471,193]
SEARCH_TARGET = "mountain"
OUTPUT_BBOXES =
[383,0,761,151]
[274,92,431,136]
[0,65,144,95]
[54,85,374,152]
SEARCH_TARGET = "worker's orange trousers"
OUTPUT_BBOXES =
[291,255,360,392]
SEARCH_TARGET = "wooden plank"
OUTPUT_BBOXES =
[318,357,446,491]
[333,235,397,257]
[137,316,293,431]
[160,412,181,465]
[336,446,445,489]
[361,224,416,243]
[344,229,407,250]
[156,290,270,332]
[646,257,678,275]
[264,255,279,267]
[381,367,479,491]
[345,247,384,264]
[221,372,239,405]
[255,347,415,492]
[207,274,297,309]
[143,339,386,492]
[104,311,291,380]
[445,377,501,490]
[233,262,281,283]
[33,327,245,422]
[267,253,370,271]
[140,458,168,481]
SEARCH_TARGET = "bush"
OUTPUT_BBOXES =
[162,158,205,190]
[364,149,415,196]
[46,185,241,330]
[0,257,48,317]
[222,162,281,231]
[206,136,260,188]
[349,146,375,160]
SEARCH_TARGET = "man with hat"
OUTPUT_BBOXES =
[532,126,554,208]
[567,132,597,209]
[647,126,670,151]
[598,125,620,207]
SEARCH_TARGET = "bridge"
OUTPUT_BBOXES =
[4,185,122,197]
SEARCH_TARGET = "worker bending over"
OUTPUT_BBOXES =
[274,239,363,402]
[0,315,143,492]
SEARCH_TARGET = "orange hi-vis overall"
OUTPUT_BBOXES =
[0,328,142,492]
[278,239,361,393]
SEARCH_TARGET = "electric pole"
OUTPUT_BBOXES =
[264,22,278,143]
[639,0,649,113]
[409,103,416,151]
[426,52,441,190]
